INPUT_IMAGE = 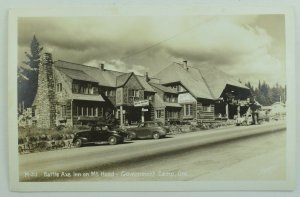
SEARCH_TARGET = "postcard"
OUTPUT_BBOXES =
[8,5,296,191]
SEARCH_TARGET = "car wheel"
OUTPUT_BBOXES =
[152,132,160,140]
[108,136,117,145]
[74,139,82,148]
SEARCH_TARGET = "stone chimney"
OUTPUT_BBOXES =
[145,72,150,82]
[183,60,188,70]
[35,53,56,128]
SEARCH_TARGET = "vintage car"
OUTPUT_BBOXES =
[126,121,168,140]
[72,125,127,147]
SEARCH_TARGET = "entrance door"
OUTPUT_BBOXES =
[126,107,142,124]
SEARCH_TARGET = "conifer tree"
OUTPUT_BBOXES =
[18,35,43,112]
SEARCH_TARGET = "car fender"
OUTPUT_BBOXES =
[110,134,123,139]
[72,137,88,144]
[128,131,137,138]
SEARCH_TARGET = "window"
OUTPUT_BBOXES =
[94,107,98,116]
[81,106,86,116]
[105,90,114,97]
[167,111,178,119]
[57,105,66,117]
[84,86,89,94]
[184,104,192,116]
[128,89,139,97]
[171,95,176,103]
[90,107,93,116]
[73,83,98,95]
[156,110,163,119]
[56,83,62,92]
[88,84,94,94]
[72,84,79,93]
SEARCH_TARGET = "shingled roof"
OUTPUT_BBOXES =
[155,62,249,100]
[196,65,248,99]
[54,60,155,92]
[136,75,156,92]
[155,62,214,99]
[149,82,177,94]
[56,67,99,83]
[54,60,124,87]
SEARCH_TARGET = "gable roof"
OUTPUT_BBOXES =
[155,62,214,100]
[136,75,156,92]
[116,72,133,87]
[195,65,248,99]
[155,62,249,100]
[149,82,177,94]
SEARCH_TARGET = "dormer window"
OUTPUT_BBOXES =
[105,90,114,97]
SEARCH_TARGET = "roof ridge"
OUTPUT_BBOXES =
[118,72,132,77]
[55,60,98,69]
[55,59,129,75]
[155,62,176,76]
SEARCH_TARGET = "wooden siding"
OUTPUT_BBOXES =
[197,101,215,122]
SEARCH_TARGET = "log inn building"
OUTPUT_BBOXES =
[31,53,251,129]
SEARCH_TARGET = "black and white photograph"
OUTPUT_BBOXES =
[7,5,296,192]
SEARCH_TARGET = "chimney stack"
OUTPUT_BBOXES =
[42,53,53,65]
[100,63,105,71]
[145,72,150,82]
[35,52,56,128]
[183,60,188,70]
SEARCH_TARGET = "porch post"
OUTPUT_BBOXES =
[70,99,73,126]
[225,103,229,119]
[120,105,124,126]
[141,109,145,123]
[237,104,240,119]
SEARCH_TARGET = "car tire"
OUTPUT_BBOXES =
[74,139,82,148]
[152,132,160,140]
[108,136,118,145]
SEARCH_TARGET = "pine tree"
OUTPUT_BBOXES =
[18,35,43,111]
[247,80,286,106]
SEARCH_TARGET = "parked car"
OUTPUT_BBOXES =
[126,121,168,140]
[73,125,127,147]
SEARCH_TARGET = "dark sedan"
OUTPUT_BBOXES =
[73,125,127,147]
[126,121,168,140]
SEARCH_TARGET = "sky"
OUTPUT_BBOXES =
[18,15,286,87]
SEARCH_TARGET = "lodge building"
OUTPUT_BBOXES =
[32,53,251,129]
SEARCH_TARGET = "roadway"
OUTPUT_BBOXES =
[19,121,286,181]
